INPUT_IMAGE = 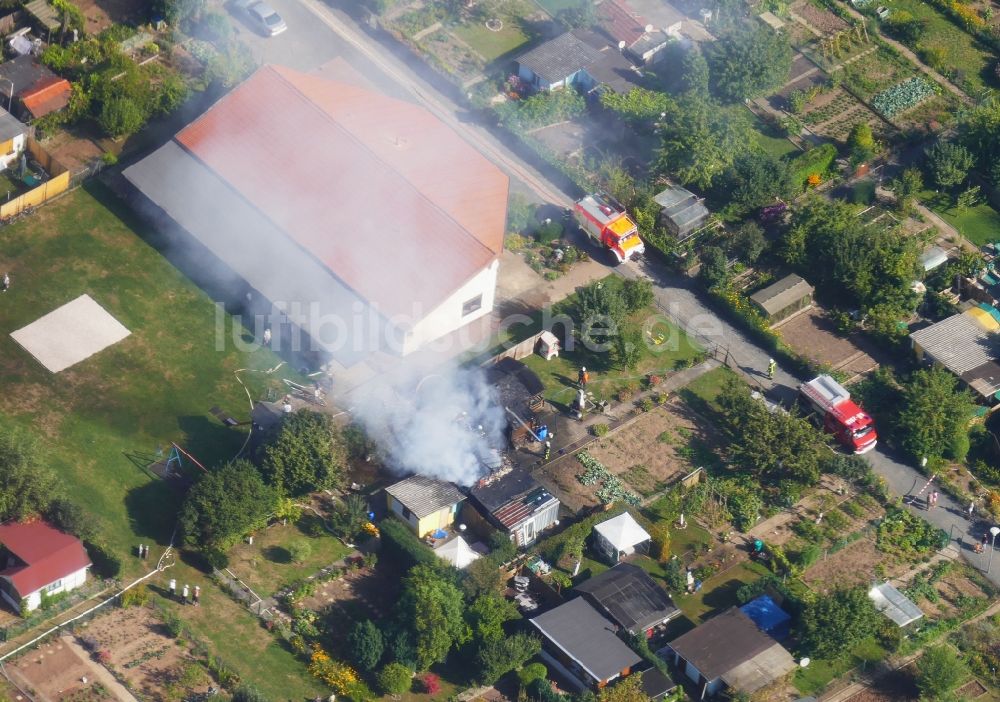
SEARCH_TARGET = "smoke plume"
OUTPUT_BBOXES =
[349,363,507,486]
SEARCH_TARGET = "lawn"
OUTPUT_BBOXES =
[226,518,353,597]
[920,190,1000,246]
[750,116,802,160]
[452,21,530,61]
[842,45,921,100]
[520,277,703,405]
[793,637,888,695]
[881,0,996,95]
[0,185,322,691]
[678,366,737,409]
[532,0,581,15]
[671,560,771,624]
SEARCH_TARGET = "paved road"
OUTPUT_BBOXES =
[288,0,1000,586]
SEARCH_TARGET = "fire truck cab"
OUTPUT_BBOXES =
[573,193,645,264]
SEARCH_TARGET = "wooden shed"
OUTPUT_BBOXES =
[749,274,814,322]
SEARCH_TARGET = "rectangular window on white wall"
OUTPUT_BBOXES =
[462,295,483,317]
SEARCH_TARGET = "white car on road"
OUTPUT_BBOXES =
[234,0,287,36]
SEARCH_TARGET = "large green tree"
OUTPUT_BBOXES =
[799,588,880,658]
[679,46,710,95]
[715,150,795,215]
[958,101,1000,185]
[656,93,752,189]
[348,619,385,671]
[716,378,828,489]
[600,87,674,127]
[474,633,541,685]
[708,25,793,101]
[896,368,975,463]
[467,594,519,645]
[916,645,967,699]
[0,427,60,521]
[783,197,920,311]
[926,141,973,192]
[398,564,469,670]
[262,410,345,496]
[178,460,276,550]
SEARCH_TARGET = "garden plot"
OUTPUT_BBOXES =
[799,87,891,142]
[774,307,879,377]
[899,561,994,621]
[296,565,399,647]
[802,536,902,590]
[81,605,213,701]
[791,0,850,34]
[540,399,714,511]
[7,637,118,702]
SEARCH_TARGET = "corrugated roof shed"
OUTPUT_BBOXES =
[749,274,814,316]
[626,0,685,29]
[653,184,710,235]
[516,31,604,86]
[0,56,58,98]
[598,0,647,45]
[23,0,59,33]
[385,475,465,519]
[667,608,779,682]
[574,563,678,632]
[910,313,996,375]
[720,643,797,694]
[530,597,643,683]
[0,108,26,142]
[21,76,71,119]
[868,582,923,627]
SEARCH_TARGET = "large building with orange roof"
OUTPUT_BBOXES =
[123,64,509,363]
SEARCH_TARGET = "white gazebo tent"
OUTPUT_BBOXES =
[434,536,481,569]
[593,512,651,563]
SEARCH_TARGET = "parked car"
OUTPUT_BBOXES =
[233,0,287,36]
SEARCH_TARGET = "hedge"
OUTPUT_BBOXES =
[378,516,439,570]
[789,143,838,190]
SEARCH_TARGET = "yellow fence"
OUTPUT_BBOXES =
[0,138,70,219]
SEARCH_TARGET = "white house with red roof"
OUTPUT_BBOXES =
[0,521,91,613]
[123,64,509,364]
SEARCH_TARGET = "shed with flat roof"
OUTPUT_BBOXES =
[749,274,814,321]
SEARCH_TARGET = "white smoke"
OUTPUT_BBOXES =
[349,364,507,486]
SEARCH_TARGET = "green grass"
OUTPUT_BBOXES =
[679,366,737,409]
[226,518,352,597]
[0,184,320,691]
[452,22,530,61]
[920,190,1000,246]
[672,560,771,624]
[842,45,921,100]
[793,637,889,696]
[881,0,995,95]
[750,117,801,160]
[520,277,703,405]
[532,0,581,15]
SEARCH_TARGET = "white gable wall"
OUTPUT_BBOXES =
[3,565,89,613]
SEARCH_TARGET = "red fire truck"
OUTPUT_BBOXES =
[573,193,645,264]
[799,375,878,454]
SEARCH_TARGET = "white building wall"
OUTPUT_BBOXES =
[401,259,498,355]
[15,565,89,613]
[388,496,420,532]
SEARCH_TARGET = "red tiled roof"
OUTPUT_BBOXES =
[175,65,509,318]
[21,76,71,119]
[598,0,648,46]
[0,521,91,596]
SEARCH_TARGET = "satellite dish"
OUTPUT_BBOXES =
[645,23,654,32]
[799,658,811,668]
[458,524,467,532]
[618,40,626,49]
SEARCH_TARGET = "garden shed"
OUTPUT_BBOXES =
[749,274,814,322]
[592,512,650,563]
[868,581,923,627]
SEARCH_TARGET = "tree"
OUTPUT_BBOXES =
[846,122,876,163]
[398,564,469,670]
[376,662,414,696]
[956,185,982,212]
[156,0,205,26]
[890,167,923,214]
[698,246,729,288]
[517,663,547,689]
[46,498,97,543]
[0,427,60,521]
[330,494,370,540]
[896,367,976,463]
[708,25,792,101]
[597,673,647,702]
[462,556,504,597]
[916,645,967,699]
[178,460,276,550]
[600,88,674,127]
[474,633,541,685]
[649,522,671,563]
[231,685,269,702]
[288,539,312,563]
[557,0,595,28]
[262,410,345,496]
[656,93,752,189]
[348,620,385,671]
[727,221,768,264]
[926,141,973,192]
[679,46,710,95]
[507,193,536,235]
[467,594,519,645]
[98,95,145,138]
[613,329,643,371]
[799,588,880,658]
[716,151,795,215]
[783,197,919,311]
[622,278,654,312]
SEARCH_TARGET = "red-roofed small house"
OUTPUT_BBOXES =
[0,521,91,613]
[21,75,71,120]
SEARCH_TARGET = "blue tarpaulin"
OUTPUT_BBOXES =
[740,595,791,640]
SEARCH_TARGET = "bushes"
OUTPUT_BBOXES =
[416,672,441,694]
[789,143,838,190]
[379,516,439,570]
[518,663,547,688]
[120,584,149,608]
[375,662,413,695]
[876,509,948,560]
[86,540,122,578]
[494,89,586,131]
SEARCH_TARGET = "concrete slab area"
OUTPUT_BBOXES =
[10,294,130,373]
